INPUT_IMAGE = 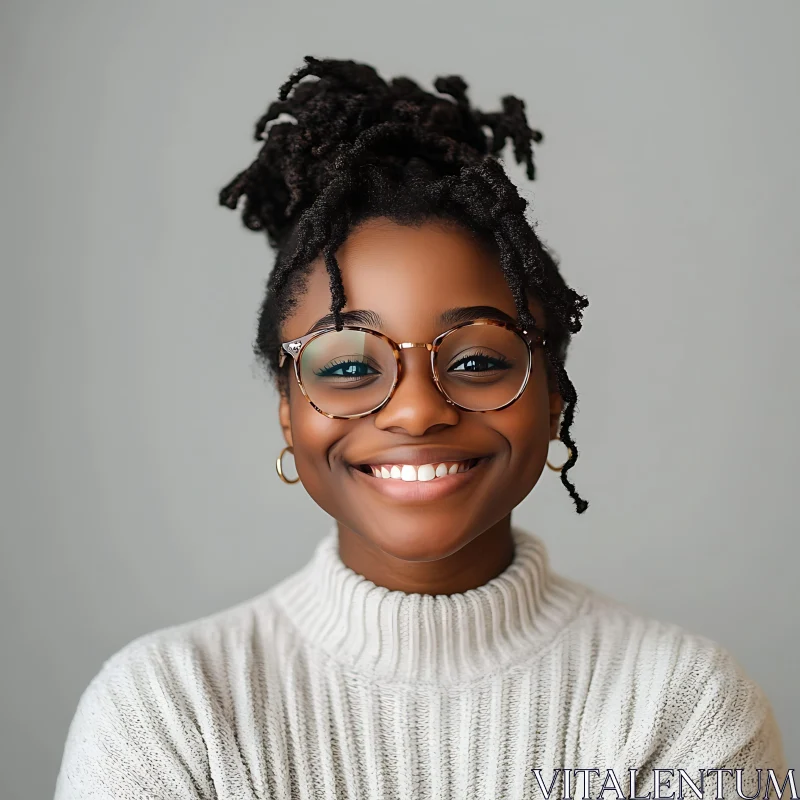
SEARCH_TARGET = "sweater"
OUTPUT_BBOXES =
[54,524,789,800]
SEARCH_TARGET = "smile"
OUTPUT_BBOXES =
[349,457,490,502]
[356,458,481,481]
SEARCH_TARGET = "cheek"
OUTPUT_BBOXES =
[287,383,349,505]
[494,372,552,485]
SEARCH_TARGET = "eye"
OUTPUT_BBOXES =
[315,358,381,379]
[449,351,512,373]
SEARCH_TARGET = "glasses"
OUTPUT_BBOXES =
[278,318,547,419]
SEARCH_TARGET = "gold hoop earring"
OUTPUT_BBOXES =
[276,445,300,484]
[546,437,573,472]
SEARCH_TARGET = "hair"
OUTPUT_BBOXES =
[219,55,589,513]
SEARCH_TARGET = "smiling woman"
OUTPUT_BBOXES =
[271,216,571,569]
[54,56,788,800]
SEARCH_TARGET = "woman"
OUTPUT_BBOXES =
[55,56,788,799]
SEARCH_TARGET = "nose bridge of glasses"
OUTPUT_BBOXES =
[388,341,450,411]
[396,342,434,351]
[396,342,438,375]
[393,341,439,386]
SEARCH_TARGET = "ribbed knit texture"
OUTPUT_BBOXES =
[54,525,788,799]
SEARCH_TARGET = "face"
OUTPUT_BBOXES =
[278,217,562,562]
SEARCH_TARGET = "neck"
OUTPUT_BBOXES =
[267,521,588,684]
[336,515,515,594]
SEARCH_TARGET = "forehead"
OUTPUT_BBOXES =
[282,217,523,340]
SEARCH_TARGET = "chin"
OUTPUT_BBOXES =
[357,513,483,563]
[340,454,504,561]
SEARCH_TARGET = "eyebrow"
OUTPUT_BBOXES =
[305,305,519,335]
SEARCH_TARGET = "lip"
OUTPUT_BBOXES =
[347,446,491,469]
[348,455,491,503]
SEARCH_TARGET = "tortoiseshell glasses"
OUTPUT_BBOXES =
[278,318,547,420]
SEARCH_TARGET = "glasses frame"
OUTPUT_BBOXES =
[278,318,547,420]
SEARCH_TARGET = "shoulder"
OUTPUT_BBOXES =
[564,585,787,771]
[78,591,269,707]
[55,591,285,800]
[79,585,290,716]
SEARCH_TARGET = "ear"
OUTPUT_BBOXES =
[278,386,293,449]
[548,389,563,440]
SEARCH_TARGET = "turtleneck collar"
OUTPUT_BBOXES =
[267,523,588,686]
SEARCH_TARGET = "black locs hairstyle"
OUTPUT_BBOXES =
[219,56,589,513]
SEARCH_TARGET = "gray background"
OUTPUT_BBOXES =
[2,2,798,798]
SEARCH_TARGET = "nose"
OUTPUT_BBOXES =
[373,347,460,436]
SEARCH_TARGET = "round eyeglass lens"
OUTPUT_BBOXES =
[297,329,397,417]
[435,324,530,411]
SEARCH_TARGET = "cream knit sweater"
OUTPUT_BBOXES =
[54,525,789,799]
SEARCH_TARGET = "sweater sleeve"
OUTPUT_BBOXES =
[54,640,213,800]
[641,637,790,796]
[715,701,790,776]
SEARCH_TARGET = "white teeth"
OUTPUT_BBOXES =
[401,465,417,482]
[365,459,478,481]
[417,464,436,482]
